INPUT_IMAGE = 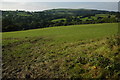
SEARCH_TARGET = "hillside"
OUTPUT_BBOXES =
[2,23,120,79]
[44,8,111,15]
[2,8,119,32]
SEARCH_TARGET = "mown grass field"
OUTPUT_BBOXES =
[2,23,120,79]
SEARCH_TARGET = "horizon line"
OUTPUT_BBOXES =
[0,8,118,12]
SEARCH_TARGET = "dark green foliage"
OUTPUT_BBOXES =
[2,9,119,32]
[89,54,111,68]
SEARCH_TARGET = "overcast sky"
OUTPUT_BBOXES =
[1,0,119,11]
[1,0,120,2]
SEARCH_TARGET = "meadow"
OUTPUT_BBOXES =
[3,23,118,42]
[2,23,120,79]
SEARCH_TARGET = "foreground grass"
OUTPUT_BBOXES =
[2,35,120,79]
[2,23,120,79]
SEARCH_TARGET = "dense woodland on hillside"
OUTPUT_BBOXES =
[2,9,120,32]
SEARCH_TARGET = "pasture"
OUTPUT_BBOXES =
[2,23,120,79]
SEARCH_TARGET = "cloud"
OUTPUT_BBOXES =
[1,2,118,11]
[2,0,119,2]
[1,2,53,11]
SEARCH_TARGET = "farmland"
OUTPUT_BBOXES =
[2,23,120,79]
[2,9,118,32]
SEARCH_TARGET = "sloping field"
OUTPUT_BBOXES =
[3,23,118,42]
[2,23,120,79]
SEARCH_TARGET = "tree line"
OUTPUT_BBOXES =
[2,9,120,32]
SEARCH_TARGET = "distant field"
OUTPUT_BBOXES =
[95,14,115,18]
[51,18,66,22]
[51,14,116,22]
[2,23,120,79]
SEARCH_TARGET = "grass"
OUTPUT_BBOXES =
[95,14,109,17]
[83,14,116,21]
[51,14,116,22]
[3,23,118,42]
[17,12,32,16]
[51,18,66,22]
[95,14,116,18]
[2,23,120,79]
[80,14,116,21]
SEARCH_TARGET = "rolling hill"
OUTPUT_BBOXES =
[2,8,118,32]
[2,23,120,79]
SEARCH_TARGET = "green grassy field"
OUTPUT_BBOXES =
[51,18,66,22]
[2,23,120,79]
[3,23,118,41]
